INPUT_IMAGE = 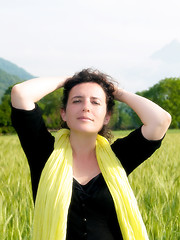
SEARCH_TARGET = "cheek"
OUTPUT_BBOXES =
[100,105,108,115]
[95,107,108,121]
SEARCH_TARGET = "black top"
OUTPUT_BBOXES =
[11,104,162,240]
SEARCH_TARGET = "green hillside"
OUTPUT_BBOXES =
[0,69,22,101]
[0,57,35,101]
[0,57,34,80]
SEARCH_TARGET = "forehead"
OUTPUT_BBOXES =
[69,82,106,99]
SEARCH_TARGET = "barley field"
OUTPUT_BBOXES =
[0,131,180,239]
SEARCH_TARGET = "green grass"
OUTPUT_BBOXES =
[0,135,34,240]
[0,130,180,239]
[128,131,180,239]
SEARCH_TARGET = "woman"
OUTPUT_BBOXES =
[11,69,171,240]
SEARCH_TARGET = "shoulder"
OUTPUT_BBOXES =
[11,103,55,162]
[111,127,163,175]
[112,127,163,150]
[11,103,42,129]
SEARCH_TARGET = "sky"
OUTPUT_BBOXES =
[1,0,180,92]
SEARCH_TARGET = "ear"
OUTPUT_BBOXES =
[104,113,111,125]
[60,108,66,122]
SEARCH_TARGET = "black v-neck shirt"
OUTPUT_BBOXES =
[11,104,162,240]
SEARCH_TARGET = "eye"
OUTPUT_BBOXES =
[92,100,100,105]
[73,99,81,103]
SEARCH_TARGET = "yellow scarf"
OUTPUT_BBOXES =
[32,129,149,240]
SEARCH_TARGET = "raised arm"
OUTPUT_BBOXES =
[113,88,171,140]
[11,77,66,110]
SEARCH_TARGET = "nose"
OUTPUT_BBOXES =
[83,107,90,112]
[83,105,90,112]
[82,99,90,112]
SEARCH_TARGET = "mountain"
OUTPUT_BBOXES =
[0,69,22,101]
[151,39,180,63]
[0,57,34,80]
[0,57,35,101]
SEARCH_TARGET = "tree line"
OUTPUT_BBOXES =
[0,77,180,134]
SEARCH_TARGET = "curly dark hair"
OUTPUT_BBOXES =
[60,68,115,142]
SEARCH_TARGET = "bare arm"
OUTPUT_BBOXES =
[11,77,67,110]
[113,88,171,140]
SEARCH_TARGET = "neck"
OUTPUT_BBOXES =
[69,131,101,184]
[69,131,97,159]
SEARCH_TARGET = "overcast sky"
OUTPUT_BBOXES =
[1,0,180,92]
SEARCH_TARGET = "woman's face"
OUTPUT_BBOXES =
[61,82,111,135]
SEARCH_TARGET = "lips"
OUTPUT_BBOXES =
[77,116,94,121]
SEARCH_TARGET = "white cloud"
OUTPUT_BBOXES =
[0,0,180,91]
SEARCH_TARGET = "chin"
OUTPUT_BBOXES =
[67,122,104,135]
[69,126,99,135]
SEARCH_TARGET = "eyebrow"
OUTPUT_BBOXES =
[71,96,102,101]
[71,96,83,99]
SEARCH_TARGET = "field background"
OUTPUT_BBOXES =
[0,130,180,240]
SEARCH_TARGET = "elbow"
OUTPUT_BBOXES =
[167,112,172,127]
[155,111,172,137]
[11,84,28,109]
[11,84,20,106]
[11,84,22,106]
[11,84,35,110]
[142,110,172,141]
[11,84,20,95]
[161,111,172,129]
